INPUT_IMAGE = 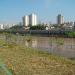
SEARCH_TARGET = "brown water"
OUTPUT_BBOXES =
[24,36,75,58]
[0,34,75,58]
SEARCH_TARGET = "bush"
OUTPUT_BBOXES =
[65,32,75,38]
[30,25,46,30]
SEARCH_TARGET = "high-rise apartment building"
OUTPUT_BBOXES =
[57,14,64,24]
[74,22,75,29]
[23,13,37,27]
[29,13,37,26]
[0,24,4,29]
[23,15,29,26]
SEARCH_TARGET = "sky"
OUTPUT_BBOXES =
[0,0,75,24]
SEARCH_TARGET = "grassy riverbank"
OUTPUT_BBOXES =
[0,39,75,75]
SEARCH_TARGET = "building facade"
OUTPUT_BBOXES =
[74,22,75,29]
[0,24,4,29]
[29,13,37,26]
[23,13,37,27]
[23,15,29,27]
[57,14,64,24]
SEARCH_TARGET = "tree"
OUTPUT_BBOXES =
[30,25,46,30]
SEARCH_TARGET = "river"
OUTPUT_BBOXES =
[24,36,75,58]
[0,34,75,58]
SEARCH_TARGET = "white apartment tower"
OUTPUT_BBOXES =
[29,13,37,26]
[57,14,64,24]
[0,24,4,29]
[23,15,29,26]
[23,13,37,27]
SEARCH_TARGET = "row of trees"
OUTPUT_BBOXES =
[30,25,46,30]
[65,32,75,38]
[5,24,47,31]
[2,24,75,38]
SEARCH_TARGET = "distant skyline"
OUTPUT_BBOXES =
[0,0,75,24]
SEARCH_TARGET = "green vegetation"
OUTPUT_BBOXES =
[9,25,23,31]
[65,31,75,38]
[0,63,13,75]
[30,25,46,30]
[7,24,46,31]
[0,34,75,75]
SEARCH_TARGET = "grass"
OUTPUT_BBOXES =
[0,36,75,75]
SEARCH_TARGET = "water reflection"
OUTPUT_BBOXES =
[32,39,37,48]
[1,34,75,58]
[25,41,29,47]
[24,37,75,58]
